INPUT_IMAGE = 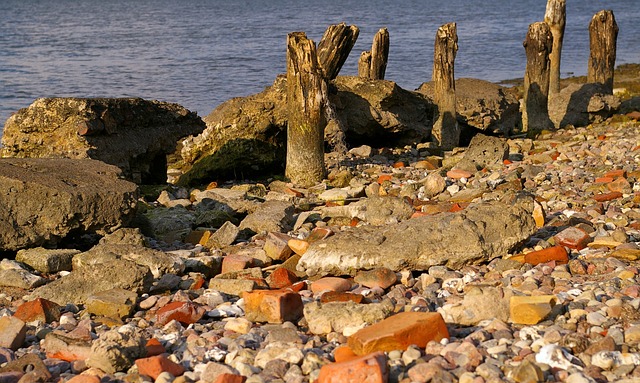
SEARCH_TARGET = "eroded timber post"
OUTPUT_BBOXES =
[285,32,328,187]
[544,0,566,96]
[588,10,618,94]
[317,23,359,80]
[358,28,389,80]
[522,22,553,135]
[431,22,459,150]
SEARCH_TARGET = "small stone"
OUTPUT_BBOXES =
[349,145,373,158]
[207,221,240,249]
[263,232,294,261]
[316,351,388,383]
[221,254,254,274]
[319,189,349,204]
[288,239,310,256]
[423,172,446,197]
[0,316,26,350]
[42,325,93,362]
[609,248,640,261]
[532,200,545,228]
[588,236,623,249]
[311,277,351,294]
[208,279,257,296]
[447,169,473,179]
[200,362,240,383]
[510,295,557,325]
[304,300,394,335]
[15,247,79,273]
[13,298,61,324]
[407,362,444,383]
[65,376,101,383]
[354,268,397,289]
[243,290,303,324]
[254,342,304,369]
[511,359,544,383]
[586,311,607,326]
[85,288,138,320]
[155,301,204,326]
[348,312,449,355]
[224,318,253,334]
[135,354,185,380]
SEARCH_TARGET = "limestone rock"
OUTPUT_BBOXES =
[0,158,138,252]
[72,243,185,279]
[239,200,294,235]
[15,247,80,274]
[174,75,435,186]
[303,299,394,335]
[549,83,621,129]
[439,286,512,326]
[86,325,147,374]
[0,97,205,184]
[298,194,536,276]
[140,206,196,243]
[455,134,509,172]
[417,78,520,134]
[28,259,153,306]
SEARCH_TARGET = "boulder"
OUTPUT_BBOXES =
[549,83,621,129]
[298,194,536,276]
[28,259,153,306]
[417,78,520,135]
[331,76,434,147]
[454,133,509,172]
[0,158,138,252]
[1,98,205,184]
[173,75,434,186]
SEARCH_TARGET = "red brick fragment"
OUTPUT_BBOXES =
[604,169,626,179]
[266,267,299,289]
[214,373,247,383]
[243,290,303,323]
[593,191,622,202]
[13,298,61,324]
[522,246,569,265]
[145,338,166,357]
[348,312,449,355]
[317,351,388,383]
[155,301,204,326]
[221,254,254,274]
[334,345,359,363]
[446,169,472,179]
[554,227,591,250]
[377,174,393,184]
[135,354,184,380]
[311,277,352,294]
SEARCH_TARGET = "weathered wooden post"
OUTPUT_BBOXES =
[358,28,390,80]
[522,22,553,135]
[544,0,566,96]
[431,22,459,150]
[285,32,329,186]
[317,23,359,80]
[588,10,618,94]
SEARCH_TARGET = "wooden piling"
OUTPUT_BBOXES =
[544,0,566,96]
[522,22,554,135]
[358,28,389,80]
[317,23,359,81]
[588,10,618,94]
[285,32,328,187]
[431,22,459,150]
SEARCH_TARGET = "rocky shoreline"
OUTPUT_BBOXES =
[1,66,640,383]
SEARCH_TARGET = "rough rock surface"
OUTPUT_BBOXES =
[28,259,153,305]
[0,97,205,184]
[0,158,138,252]
[85,325,147,374]
[417,78,520,135]
[173,76,434,186]
[549,83,621,129]
[455,133,509,172]
[298,194,537,276]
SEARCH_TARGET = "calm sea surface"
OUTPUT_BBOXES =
[1,0,638,130]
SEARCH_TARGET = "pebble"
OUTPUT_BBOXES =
[3,118,640,383]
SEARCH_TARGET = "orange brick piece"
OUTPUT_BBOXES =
[13,298,61,324]
[243,290,303,323]
[593,191,622,202]
[334,345,359,363]
[266,267,299,289]
[214,374,247,383]
[317,351,388,383]
[348,312,449,355]
[523,246,569,265]
[554,227,591,250]
[65,376,101,383]
[135,354,185,380]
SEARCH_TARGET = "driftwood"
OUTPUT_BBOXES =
[358,28,390,80]
[431,22,459,150]
[544,0,566,96]
[522,22,554,135]
[285,32,328,186]
[317,23,359,81]
[588,10,618,94]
